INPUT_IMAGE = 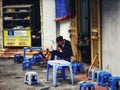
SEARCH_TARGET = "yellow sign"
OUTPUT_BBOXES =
[4,30,31,47]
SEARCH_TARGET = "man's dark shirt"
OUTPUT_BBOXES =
[57,39,73,59]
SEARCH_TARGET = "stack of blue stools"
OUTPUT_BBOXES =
[32,53,43,65]
[79,82,95,90]
[86,68,120,90]
[106,76,120,90]
[14,53,23,63]
[98,71,112,86]
[72,62,84,74]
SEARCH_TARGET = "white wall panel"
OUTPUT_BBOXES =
[60,20,70,41]
[42,0,56,49]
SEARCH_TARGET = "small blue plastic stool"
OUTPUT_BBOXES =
[79,82,95,90]
[98,71,112,86]
[107,76,120,90]
[22,61,32,70]
[14,53,23,63]
[93,69,102,81]
[32,53,43,65]
[24,72,39,85]
[72,62,84,74]
[88,69,97,80]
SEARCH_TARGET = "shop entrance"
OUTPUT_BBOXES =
[3,0,41,47]
[79,0,91,64]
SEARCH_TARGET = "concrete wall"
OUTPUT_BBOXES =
[102,0,120,75]
[41,0,56,49]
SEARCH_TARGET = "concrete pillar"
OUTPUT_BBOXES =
[40,0,56,50]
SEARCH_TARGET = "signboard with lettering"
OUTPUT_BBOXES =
[3,30,31,47]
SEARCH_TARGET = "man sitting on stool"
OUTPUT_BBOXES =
[50,36,73,62]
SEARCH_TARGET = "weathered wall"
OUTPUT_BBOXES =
[60,20,70,41]
[102,0,120,75]
[41,0,56,49]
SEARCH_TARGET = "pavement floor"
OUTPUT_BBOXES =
[0,59,106,90]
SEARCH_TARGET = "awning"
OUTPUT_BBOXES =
[55,0,75,21]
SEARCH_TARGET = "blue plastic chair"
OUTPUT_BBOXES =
[23,47,43,65]
[107,76,120,90]
[72,62,84,74]
[23,47,43,60]
[32,53,43,65]
[98,71,112,86]
[79,82,95,90]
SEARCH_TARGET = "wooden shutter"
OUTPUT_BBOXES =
[69,0,80,61]
[90,0,101,69]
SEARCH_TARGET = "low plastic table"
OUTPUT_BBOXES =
[46,60,74,86]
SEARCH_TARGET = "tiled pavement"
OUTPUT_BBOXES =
[0,59,107,90]
[75,73,106,90]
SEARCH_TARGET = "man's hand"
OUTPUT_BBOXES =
[56,47,62,52]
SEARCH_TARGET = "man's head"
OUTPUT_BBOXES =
[56,36,64,45]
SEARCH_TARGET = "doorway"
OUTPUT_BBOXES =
[79,0,91,64]
[3,0,41,47]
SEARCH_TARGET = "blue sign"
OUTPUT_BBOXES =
[8,30,14,36]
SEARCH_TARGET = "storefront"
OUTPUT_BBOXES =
[70,0,101,68]
[0,0,41,48]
